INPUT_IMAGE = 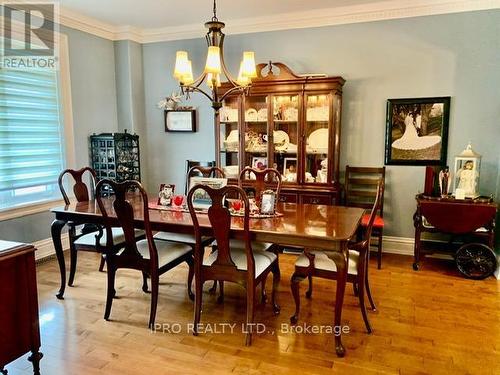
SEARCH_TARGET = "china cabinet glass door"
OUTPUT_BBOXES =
[272,95,299,184]
[243,95,269,170]
[305,94,331,184]
[219,96,240,178]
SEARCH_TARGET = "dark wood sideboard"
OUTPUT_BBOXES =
[0,241,42,375]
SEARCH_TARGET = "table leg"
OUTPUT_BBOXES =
[331,241,348,357]
[413,227,421,271]
[51,219,67,299]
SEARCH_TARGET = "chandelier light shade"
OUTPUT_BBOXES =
[204,46,222,74]
[172,0,257,112]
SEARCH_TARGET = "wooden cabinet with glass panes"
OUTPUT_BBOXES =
[216,62,345,205]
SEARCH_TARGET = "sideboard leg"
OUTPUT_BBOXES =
[28,351,43,375]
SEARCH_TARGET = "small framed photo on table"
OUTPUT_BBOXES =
[165,109,196,132]
[158,184,175,206]
[260,190,277,215]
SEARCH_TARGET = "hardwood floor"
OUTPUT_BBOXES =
[6,251,500,374]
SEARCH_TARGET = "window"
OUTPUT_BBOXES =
[0,38,72,212]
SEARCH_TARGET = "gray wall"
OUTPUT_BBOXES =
[142,10,500,238]
[114,40,149,187]
[143,37,216,196]
[0,26,118,243]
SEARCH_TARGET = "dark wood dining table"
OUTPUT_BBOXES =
[50,196,363,357]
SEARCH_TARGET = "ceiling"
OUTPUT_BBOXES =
[55,0,499,42]
[60,0,382,29]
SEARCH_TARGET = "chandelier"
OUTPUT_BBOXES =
[173,0,257,113]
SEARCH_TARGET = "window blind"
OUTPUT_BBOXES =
[0,66,65,209]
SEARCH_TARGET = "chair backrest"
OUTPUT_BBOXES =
[362,179,385,243]
[345,166,386,217]
[185,160,217,194]
[58,167,97,204]
[238,167,282,205]
[95,179,158,266]
[187,184,256,278]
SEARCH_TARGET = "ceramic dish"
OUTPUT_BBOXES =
[245,108,258,122]
[307,128,329,154]
[273,130,290,151]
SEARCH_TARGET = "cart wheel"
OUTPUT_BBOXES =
[455,243,497,280]
[413,262,419,271]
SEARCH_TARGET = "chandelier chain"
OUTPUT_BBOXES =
[212,0,218,21]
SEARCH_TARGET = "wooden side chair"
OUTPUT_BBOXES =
[187,184,281,346]
[238,167,282,205]
[345,166,386,269]
[153,166,224,283]
[290,179,384,334]
[58,167,144,286]
[184,160,217,194]
[95,179,194,328]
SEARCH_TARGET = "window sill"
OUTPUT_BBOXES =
[0,199,66,221]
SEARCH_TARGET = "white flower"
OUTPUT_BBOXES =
[157,98,169,109]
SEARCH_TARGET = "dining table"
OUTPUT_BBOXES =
[50,196,364,357]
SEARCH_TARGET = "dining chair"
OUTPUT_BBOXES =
[154,165,225,292]
[345,166,386,269]
[238,167,282,206]
[290,179,384,333]
[187,184,280,345]
[184,160,217,194]
[95,179,194,328]
[58,167,145,287]
[236,167,282,301]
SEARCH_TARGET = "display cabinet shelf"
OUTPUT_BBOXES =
[89,131,141,195]
[216,61,345,204]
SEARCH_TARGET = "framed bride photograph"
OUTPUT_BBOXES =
[385,97,450,165]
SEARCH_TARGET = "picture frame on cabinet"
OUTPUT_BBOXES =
[283,157,297,182]
[165,109,196,132]
[385,97,450,165]
[251,157,267,170]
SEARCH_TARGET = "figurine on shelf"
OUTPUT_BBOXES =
[305,172,315,183]
[453,143,481,198]
[438,166,451,196]
[316,159,328,183]
[456,160,477,197]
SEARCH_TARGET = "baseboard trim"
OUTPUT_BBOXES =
[381,236,414,256]
[34,234,69,261]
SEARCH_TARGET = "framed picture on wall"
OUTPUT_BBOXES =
[385,97,450,165]
[164,109,196,132]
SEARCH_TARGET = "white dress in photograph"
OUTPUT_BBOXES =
[392,114,441,150]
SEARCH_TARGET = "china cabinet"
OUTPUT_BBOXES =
[89,131,141,182]
[216,62,345,204]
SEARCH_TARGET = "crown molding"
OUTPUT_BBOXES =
[53,0,500,43]
[58,6,120,41]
